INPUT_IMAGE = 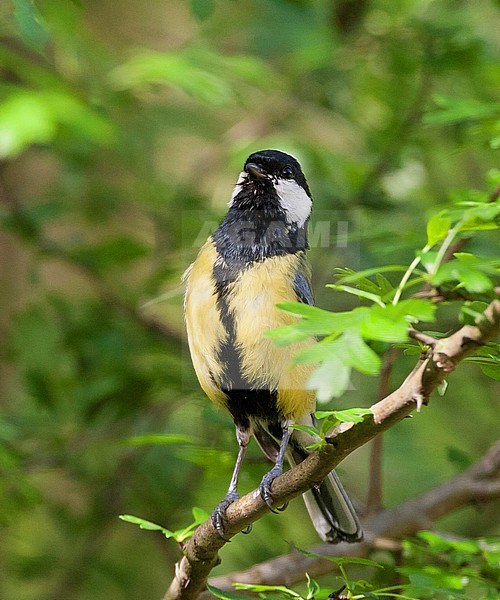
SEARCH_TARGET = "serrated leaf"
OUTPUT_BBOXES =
[334,408,373,423]
[361,307,409,343]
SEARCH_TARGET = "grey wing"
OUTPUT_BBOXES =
[293,270,314,306]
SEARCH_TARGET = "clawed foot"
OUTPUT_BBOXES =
[211,491,252,540]
[259,466,288,513]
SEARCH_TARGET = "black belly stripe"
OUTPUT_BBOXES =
[213,259,281,426]
[210,203,309,428]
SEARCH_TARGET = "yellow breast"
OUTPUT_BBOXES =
[184,239,315,420]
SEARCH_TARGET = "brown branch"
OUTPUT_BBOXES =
[163,299,500,600]
[208,441,500,591]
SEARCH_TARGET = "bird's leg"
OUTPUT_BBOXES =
[211,424,251,540]
[259,420,292,512]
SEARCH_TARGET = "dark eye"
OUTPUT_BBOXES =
[282,166,294,179]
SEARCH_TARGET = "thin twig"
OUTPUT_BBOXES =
[408,328,438,347]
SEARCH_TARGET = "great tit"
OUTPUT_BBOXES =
[184,149,362,543]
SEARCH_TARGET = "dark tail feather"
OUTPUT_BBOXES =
[302,469,362,543]
[288,450,362,543]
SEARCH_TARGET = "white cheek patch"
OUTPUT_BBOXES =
[229,171,248,205]
[274,179,312,226]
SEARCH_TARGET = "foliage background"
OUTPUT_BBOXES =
[0,1,498,599]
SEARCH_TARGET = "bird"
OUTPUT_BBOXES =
[183,149,362,543]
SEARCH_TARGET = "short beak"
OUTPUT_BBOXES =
[244,162,268,181]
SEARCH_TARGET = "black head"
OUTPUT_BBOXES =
[215,149,312,261]
[228,149,313,229]
[243,150,311,198]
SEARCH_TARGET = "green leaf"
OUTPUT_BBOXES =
[119,515,173,535]
[460,301,489,325]
[361,306,409,343]
[342,331,382,375]
[233,583,301,597]
[290,424,320,437]
[479,363,500,381]
[396,299,437,322]
[333,408,373,423]
[270,304,369,345]
[0,92,55,158]
[326,284,384,306]
[487,168,500,188]
[119,507,207,542]
[307,357,351,402]
[316,408,372,425]
[433,256,495,293]
[191,506,210,522]
[375,273,395,297]
[207,586,255,600]
[292,336,341,364]
[427,213,451,246]
[306,573,320,600]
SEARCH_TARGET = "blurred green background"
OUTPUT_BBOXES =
[0,1,498,599]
